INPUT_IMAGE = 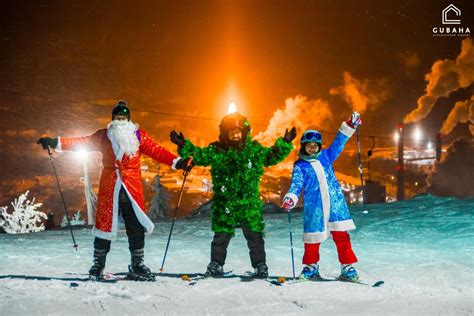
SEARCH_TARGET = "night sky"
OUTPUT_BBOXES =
[0,0,472,211]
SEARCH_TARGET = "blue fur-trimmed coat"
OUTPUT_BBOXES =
[285,122,356,243]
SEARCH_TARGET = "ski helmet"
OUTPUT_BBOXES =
[112,100,131,120]
[218,112,251,146]
[300,130,322,155]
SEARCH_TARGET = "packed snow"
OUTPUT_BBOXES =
[0,195,473,315]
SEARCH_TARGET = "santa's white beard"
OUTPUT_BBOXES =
[107,120,140,157]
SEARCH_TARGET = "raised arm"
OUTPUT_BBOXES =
[178,140,214,167]
[325,112,361,163]
[170,130,213,167]
[262,127,296,167]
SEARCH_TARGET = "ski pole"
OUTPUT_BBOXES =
[46,146,78,251]
[159,158,193,272]
[356,128,366,209]
[287,211,296,280]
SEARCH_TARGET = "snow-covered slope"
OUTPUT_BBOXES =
[1,195,473,315]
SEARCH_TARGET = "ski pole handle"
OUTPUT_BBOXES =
[182,157,194,177]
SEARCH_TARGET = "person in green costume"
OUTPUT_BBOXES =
[170,112,296,278]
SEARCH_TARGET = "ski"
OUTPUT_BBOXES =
[182,270,235,286]
[283,276,339,285]
[0,274,120,287]
[283,275,384,287]
[335,276,384,287]
[240,271,285,286]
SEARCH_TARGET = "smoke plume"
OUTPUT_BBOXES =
[440,96,474,136]
[404,38,474,124]
[254,95,332,146]
[329,72,390,113]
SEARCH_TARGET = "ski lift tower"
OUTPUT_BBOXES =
[396,123,405,200]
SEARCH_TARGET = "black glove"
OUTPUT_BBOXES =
[283,127,297,143]
[37,137,58,150]
[170,130,185,149]
[175,157,194,172]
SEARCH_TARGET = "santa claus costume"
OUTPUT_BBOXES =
[38,100,192,280]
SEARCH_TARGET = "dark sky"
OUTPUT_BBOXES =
[0,0,472,208]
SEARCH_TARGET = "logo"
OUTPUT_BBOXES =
[442,4,461,25]
[433,4,470,37]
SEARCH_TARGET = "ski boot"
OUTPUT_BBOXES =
[205,261,224,277]
[254,263,269,278]
[127,249,155,281]
[88,248,108,280]
[339,264,359,282]
[299,263,320,280]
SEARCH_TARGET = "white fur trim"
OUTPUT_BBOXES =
[309,160,331,237]
[303,231,330,243]
[118,175,155,234]
[91,170,154,240]
[284,192,299,208]
[171,157,181,170]
[328,220,356,231]
[339,122,356,137]
[55,137,62,152]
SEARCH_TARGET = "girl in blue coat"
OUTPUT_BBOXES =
[283,112,362,281]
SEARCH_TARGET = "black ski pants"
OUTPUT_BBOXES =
[211,223,265,268]
[94,187,145,252]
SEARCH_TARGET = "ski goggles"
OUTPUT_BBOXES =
[300,130,322,144]
[112,106,129,117]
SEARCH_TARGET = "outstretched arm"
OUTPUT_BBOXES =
[55,129,105,152]
[178,139,213,167]
[139,130,179,168]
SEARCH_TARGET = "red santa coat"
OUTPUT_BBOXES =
[59,128,178,240]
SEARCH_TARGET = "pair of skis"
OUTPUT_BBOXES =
[179,271,384,288]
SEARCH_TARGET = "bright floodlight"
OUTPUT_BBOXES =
[76,149,87,161]
[413,127,422,142]
[394,131,400,142]
[427,141,433,149]
[227,102,237,114]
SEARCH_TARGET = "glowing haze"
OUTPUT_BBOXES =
[404,39,474,124]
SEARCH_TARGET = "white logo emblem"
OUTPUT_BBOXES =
[442,4,461,25]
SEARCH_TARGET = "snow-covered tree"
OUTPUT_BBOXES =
[148,175,171,219]
[61,211,85,227]
[0,191,47,234]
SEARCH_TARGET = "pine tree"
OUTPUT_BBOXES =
[148,175,171,219]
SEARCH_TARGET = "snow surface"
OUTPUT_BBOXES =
[1,195,473,315]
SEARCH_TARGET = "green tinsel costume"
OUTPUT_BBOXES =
[179,122,293,235]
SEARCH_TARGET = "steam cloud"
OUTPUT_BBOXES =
[254,95,333,146]
[440,96,474,136]
[329,72,390,113]
[404,38,474,124]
